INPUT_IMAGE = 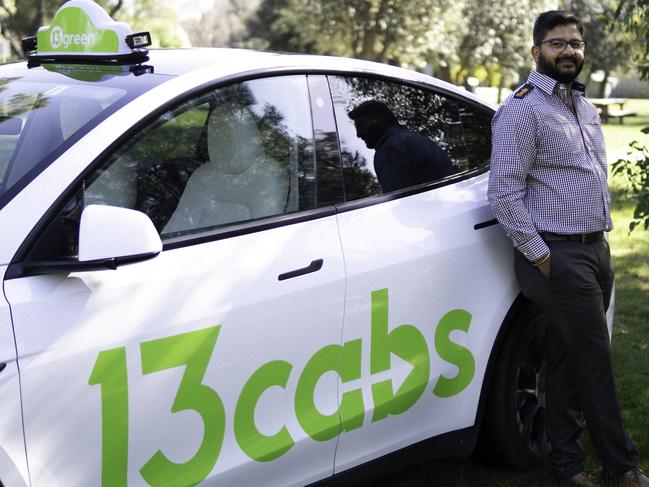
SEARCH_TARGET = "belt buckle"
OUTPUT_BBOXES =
[581,234,587,244]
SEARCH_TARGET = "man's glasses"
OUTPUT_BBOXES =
[538,38,586,51]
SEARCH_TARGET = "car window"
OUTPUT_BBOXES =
[328,76,491,199]
[25,75,329,262]
[88,75,324,241]
[0,64,165,211]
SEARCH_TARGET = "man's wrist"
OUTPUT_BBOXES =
[515,234,550,263]
[532,252,550,267]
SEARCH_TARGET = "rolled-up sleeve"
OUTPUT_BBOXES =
[488,101,550,262]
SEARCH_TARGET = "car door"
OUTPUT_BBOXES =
[3,74,347,486]
[327,75,516,471]
[0,276,29,487]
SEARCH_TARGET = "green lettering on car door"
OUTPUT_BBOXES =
[433,310,476,397]
[89,347,129,487]
[139,326,225,487]
[295,340,364,441]
[235,360,295,461]
[370,288,430,422]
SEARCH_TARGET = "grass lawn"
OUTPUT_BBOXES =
[363,100,649,486]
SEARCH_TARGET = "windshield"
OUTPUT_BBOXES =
[0,62,167,209]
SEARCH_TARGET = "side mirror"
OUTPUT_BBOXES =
[13,205,162,277]
[78,204,162,262]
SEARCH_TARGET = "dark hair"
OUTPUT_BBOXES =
[533,10,584,46]
[348,99,398,126]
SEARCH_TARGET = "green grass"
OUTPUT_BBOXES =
[361,100,649,486]
[602,99,649,160]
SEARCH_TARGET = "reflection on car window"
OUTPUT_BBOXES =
[0,61,164,212]
[83,75,322,241]
[329,76,492,200]
[0,81,126,193]
[347,99,456,193]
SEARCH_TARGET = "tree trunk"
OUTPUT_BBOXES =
[497,73,505,104]
[28,0,46,35]
[436,65,452,82]
[598,70,609,98]
[109,0,124,18]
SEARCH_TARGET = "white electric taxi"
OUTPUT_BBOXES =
[0,1,613,486]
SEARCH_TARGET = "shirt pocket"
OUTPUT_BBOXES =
[583,114,606,159]
[538,114,582,161]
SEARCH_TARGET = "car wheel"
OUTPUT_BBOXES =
[477,305,551,470]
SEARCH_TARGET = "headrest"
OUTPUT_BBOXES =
[206,105,264,175]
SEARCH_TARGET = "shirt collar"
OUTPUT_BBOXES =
[528,70,587,96]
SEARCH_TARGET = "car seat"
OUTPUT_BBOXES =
[162,103,289,235]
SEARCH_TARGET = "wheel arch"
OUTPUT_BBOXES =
[474,292,535,435]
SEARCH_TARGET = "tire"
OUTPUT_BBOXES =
[477,305,551,470]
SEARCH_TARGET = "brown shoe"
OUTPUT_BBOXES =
[567,471,601,487]
[607,467,649,487]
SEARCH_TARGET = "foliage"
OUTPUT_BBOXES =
[563,0,634,97]
[245,0,314,52]
[444,0,552,91]
[614,0,649,79]
[610,0,649,231]
[612,129,649,231]
[183,0,256,48]
[247,0,449,66]
[246,0,554,90]
[114,0,189,48]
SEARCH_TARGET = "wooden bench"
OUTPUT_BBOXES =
[591,98,635,124]
[606,108,637,124]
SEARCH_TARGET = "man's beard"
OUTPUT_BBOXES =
[537,52,584,83]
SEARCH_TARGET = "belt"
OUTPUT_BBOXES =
[541,231,604,244]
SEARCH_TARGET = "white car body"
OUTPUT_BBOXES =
[0,43,613,486]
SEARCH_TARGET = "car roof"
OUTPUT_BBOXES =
[138,48,283,76]
[141,48,492,108]
[1,48,491,110]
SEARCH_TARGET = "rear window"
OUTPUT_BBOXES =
[0,62,167,210]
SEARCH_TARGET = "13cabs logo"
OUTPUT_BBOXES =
[89,288,476,486]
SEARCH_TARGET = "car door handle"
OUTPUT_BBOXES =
[474,218,499,230]
[278,259,324,281]
[0,362,6,374]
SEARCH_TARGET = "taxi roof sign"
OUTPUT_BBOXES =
[28,0,150,62]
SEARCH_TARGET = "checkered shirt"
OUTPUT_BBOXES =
[488,70,612,262]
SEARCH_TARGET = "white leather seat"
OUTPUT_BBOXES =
[163,103,289,235]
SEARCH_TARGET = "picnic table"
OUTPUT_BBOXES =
[589,98,636,124]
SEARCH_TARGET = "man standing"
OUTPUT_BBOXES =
[488,10,648,487]
[348,99,455,192]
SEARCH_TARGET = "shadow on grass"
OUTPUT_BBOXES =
[363,457,558,487]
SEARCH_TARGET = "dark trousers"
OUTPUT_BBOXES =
[514,238,637,478]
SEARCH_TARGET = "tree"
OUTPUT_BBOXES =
[245,0,315,52]
[425,0,552,98]
[246,0,449,66]
[610,0,649,231]
[184,0,258,48]
[115,0,189,48]
[562,0,634,97]
[614,0,648,78]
